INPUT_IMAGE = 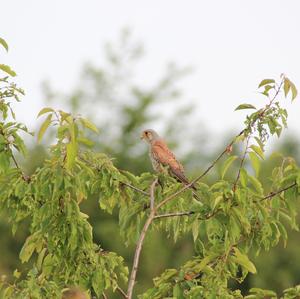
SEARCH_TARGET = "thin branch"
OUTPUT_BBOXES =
[120,181,149,196]
[261,182,297,201]
[127,179,158,299]
[79,155,149,196]
[116,285,128,299]
[127,212,155,299]
[10,151,30,181]
[154,211,195,219]
[11,152,20,169]
[232,136,250,192]
[156,80,286,210]
[102,292,108,299]
[156,130,245,210]
[150,178,158,210]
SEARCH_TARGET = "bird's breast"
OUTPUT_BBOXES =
[149,150,161,172]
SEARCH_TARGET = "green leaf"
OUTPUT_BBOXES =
[221,155,238,179]
[284,78,290,97]
[234,104,256,111]
[250,145,264,159]
[0,64,16,77]
[212,195,223,210]
[3,286,14,299]
[192,220,199,241]
[37,248,47,271]
[80,117,99,133]
[37,107,54,118]
[249,152,261,177]
[248,175,263,195]
[232,248,256,274]
[258,79,275,88]
[19,235,36,263]
[173,284,184,299]
[247,288,277,298]
[78,137,94,147]
[254,137,264,151]
[66,141,78,169]
[42,254,56,276]
[290,80,298,101]
[13,269,21,278]
[0,37,8,51]
[92,269,104,297]
[240,168,248,187]
[37,113,52,142]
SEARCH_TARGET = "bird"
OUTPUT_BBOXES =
[141,129,197,192]
[61,288,88,299]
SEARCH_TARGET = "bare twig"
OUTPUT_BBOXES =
[154,211,195,219]
[116,285,128,299]
[127,179,158,299]
[156,130,245,209]
[261,182,297,201]
[11,152,20,169]
[10,151,30,181]
[102,292,108,299]
[79,155,149,196]
[150,178,158,210]
[120,181,149,196]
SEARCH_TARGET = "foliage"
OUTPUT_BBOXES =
[1,37,300,299]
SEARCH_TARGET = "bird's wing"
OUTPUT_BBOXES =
[151,140,189,184]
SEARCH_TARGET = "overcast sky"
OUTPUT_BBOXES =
[1,0,300,142]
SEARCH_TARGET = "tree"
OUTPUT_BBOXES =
[1,37,300,299]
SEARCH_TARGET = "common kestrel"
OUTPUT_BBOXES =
[141,129,197,191]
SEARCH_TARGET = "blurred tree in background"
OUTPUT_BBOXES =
[1,32,300,298]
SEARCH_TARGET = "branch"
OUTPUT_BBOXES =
[150,178,158,210]
[79,155,149,196]
[127,179,158,299]
[154,211,195,219]
[120,181,149,196]
[116,285,128,299]
[156,130,245,209]
[156,80,286,210]
[10,151,30,182]
[11,152,20,169]
[261,182,297,201]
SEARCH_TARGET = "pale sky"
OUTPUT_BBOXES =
[1,0,300,142]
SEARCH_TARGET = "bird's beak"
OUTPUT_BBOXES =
[140,133,145,140]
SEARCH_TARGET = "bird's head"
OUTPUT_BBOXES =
[141,129,160,144]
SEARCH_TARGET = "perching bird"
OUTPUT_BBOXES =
[141,129,197,191]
